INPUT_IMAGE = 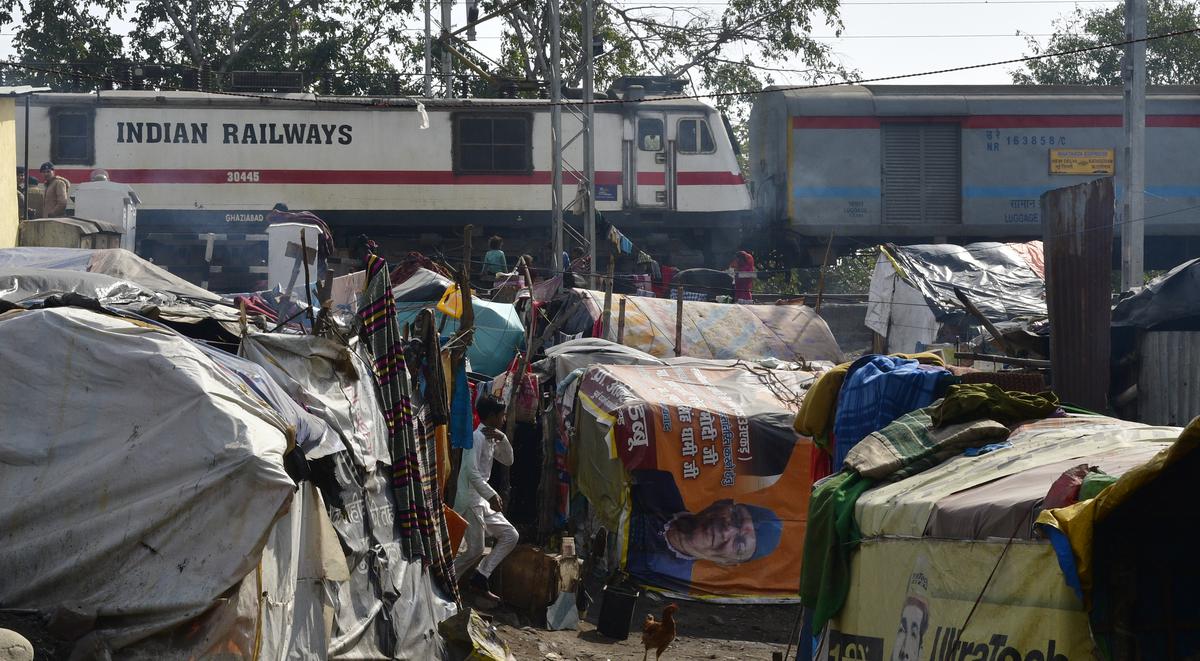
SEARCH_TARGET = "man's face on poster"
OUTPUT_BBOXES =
[891,598,929,661]
[670,500,758,565]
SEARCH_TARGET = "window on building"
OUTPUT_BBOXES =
[454,114,532,173]
[638,118,663,151]
[882,123,961,224]
[676,118,717,154]
[51,109,94,165]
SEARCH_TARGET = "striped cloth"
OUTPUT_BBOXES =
[832,354,953,467]
[358,255,460,602]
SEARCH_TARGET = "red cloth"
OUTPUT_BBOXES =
[810,441,834,483]
[655,266,679,297]
[730,251,756,301]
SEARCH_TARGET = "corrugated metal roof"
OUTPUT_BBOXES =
[0,85,49,96]
[1139,331,1200,426]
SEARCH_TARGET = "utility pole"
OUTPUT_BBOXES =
[1121,0,1146,291]
[549,0,564,272]
[441,0,454,97]
[423,0,433,97]
[583,0,597,288]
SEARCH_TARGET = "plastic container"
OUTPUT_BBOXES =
[596,585,640,640]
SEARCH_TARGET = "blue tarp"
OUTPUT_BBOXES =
[393,298,525,377]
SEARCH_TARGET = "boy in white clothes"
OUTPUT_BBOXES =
[454,395,519,601]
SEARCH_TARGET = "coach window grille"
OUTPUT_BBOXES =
[882,123,961,224]
[50,109,94,165]
[454,114,532,173]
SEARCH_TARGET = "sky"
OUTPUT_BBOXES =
[0,0,1122,87]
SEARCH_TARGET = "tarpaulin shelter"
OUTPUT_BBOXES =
[393,297,524,377]
[866,241,1046,354]
[0,306,330,658]
[812,414,1181,659]
[241,334,456,658]
[546,289,844,364]
[0,275,457,657]
[569,362,820,601]
[0,246,222,302]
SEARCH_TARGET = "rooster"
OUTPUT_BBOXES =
[641,603,678,661]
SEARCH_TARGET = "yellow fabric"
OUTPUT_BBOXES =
[792,352,947,440]
[1036,416,1200,604]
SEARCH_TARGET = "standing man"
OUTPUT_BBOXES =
[39,162,70,218]
[453,395,519,601]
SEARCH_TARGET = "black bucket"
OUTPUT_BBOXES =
[596,584,640,640]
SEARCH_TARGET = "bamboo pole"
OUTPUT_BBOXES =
[616,297,627,344]
[674,285,684,357]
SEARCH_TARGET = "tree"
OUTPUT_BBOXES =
[474,0,852,126]
[1013,0,1200,85]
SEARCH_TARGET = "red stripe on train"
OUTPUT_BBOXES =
[55,168,744,186]
[792,115,1200,129]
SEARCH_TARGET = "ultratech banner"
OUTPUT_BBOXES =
[577,364,814,600]
[823,538,1096,661]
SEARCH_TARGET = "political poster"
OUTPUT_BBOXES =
[577,363,815,601]
[823,538,1096,661]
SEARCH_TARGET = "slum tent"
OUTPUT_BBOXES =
[0,246,222,301]
[546,289,843,364]
[241,333,456,658]
[0,306,338,658]
[866,241,1046,353]
[569,362,820,601]
[1110,258,1200,425]
[807,413,1182,658]
[393,297,525,377]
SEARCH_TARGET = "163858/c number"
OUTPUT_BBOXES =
[226,170,261,183]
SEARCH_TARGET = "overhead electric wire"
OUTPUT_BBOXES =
[2,26,1198,109]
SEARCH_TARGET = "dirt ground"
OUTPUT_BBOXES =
[487,594,801,661]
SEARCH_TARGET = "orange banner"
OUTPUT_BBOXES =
[579,365,813,600]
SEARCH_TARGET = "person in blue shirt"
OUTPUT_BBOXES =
[625,469,783,592]
[481,235,507,284]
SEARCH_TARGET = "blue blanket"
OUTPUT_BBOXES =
[832,354,951,466]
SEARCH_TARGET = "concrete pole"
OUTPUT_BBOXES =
[1121,0,1146,291]
[583,0,597,289]
[550,0,564,272]
[441,0,454,97]
[424,0,433,97]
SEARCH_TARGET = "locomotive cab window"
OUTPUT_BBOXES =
[454,114,532,173]
[638,118,663,151]
[676,118,716,154]
[50,109,94,165]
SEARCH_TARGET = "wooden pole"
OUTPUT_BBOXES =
[674,285,684,357]
[616,297,627,344]
[952,286,1012,355]
[300,229,316,329]
[444,225,475,510]
[503,261,538,445]
[600,248,615,339]
[814,230,835,313]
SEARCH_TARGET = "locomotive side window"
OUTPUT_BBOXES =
[453,114,532,173]
[639,118,663,151]
[882,123,961,224]
[50,109,95,165]
[676,118,716,154]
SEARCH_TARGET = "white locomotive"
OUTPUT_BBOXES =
[17,88,752,287]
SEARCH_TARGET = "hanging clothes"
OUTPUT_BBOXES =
[832,354,953,467]
[358,255,460,603]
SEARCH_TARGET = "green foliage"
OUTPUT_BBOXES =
[1013,0,1200,85]
[756,247,877,296]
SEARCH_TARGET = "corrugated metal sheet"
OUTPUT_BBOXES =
[1139,331,1200,426]
[1041,177,1114,411]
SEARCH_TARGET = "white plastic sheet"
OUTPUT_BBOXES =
[0,307,296,655]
